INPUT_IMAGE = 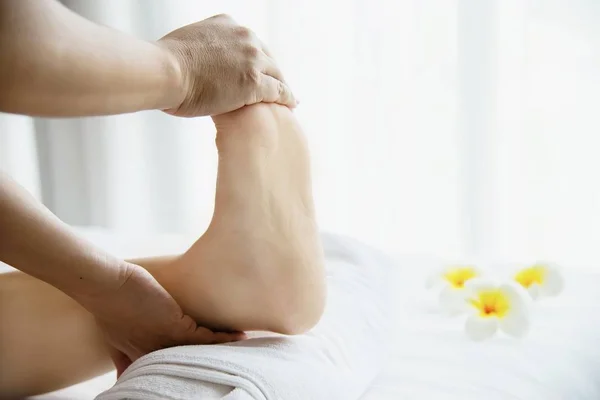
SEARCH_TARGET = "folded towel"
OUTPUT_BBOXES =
[96,233,395,400]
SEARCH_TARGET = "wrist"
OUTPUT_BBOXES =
[70,260,140,317]
[154,41,188,112]
[61,256,134,303]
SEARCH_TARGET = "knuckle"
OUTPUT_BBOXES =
[243,67,261,86]
[213,13,232,21]
[243,45,260,59]
[180,315,197,334]
[233,25,252,39]
[169,316,194,342]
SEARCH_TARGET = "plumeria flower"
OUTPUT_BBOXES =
[426,265,482,314]
[513,262,564,299]
[463,279,532,341]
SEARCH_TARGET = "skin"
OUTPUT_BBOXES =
[0,103,326,398]
[0,1,296,117]
[161,104,326,334]
[0,171,237,375]
[0,0,298,373]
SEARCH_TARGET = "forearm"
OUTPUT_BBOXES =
[0,0,182,117]
[0,173,126,299]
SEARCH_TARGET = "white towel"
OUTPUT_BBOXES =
[96,233,395,400]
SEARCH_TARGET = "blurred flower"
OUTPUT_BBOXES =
[463,279,532,341]
[514,262,564,299]
[426,265,481,314]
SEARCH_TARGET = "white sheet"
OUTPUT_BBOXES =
[361,263,600,400]
[16,228,600,400]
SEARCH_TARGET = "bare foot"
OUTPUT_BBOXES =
[156,104,325,334]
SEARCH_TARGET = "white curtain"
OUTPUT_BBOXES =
[1,0,599,266]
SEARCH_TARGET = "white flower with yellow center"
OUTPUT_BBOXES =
[463,279,532,341]
[426,265,481,314]
[513,262,564,299]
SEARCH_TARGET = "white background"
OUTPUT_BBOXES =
[1,0,599,267]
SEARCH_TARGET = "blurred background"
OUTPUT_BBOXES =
[0,0,599,266]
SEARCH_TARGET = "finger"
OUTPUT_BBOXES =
[258,75,297,108]
[260,54,286,84]
[213,330,247,343]
[184,326,246,345]
[231,331,248,341]
[109,348,133,379]
[260,40,274,58]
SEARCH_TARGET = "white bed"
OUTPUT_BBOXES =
[9,229,600,399]
[362,263,600,400]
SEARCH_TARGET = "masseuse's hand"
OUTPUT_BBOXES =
[77,263,245,376]
[158,13,296,117]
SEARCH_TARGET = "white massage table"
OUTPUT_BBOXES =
[8,229,600,399]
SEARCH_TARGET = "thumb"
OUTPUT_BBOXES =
[109,348,132,379]
[258,75,297,108]
[183,324,247,345]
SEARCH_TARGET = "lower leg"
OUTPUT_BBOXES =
[0,270,113,397]
[0,257,175,397]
